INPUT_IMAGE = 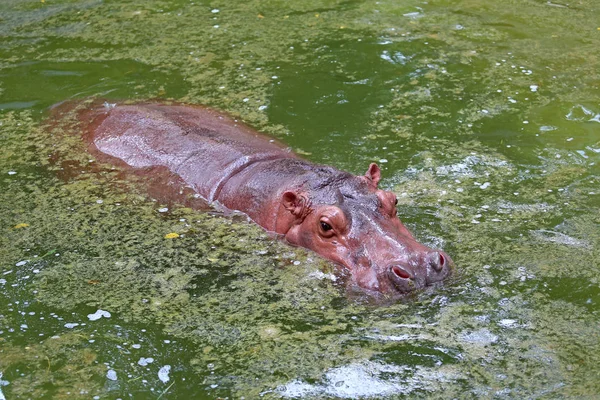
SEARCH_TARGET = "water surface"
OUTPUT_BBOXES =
[1,0,599,398]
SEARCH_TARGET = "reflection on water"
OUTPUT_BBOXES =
[275,361,460,398]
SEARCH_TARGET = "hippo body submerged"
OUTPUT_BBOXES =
[80,102,452,295]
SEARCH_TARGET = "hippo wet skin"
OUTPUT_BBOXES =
[77,102,453,295]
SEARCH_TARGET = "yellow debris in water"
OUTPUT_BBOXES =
[14,223,29,229]
[164,232,180,239]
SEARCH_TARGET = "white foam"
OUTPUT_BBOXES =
[158,365,171,383]
[87,309,111,321]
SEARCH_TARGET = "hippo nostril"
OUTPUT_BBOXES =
[429,251,445,272]
[391,265,412,280]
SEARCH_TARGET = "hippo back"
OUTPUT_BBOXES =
[89,103,296,201]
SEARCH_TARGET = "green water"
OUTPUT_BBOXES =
[1,0,599,398]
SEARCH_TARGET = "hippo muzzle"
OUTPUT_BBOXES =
[387,250,453,293]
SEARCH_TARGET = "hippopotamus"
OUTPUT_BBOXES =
[76,102,453,295]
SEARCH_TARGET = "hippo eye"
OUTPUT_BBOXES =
[320,221,333,232]
[394,198,398,205]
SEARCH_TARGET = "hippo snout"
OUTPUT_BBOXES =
[387,250,453,293]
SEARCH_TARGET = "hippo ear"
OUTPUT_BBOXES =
[365,163,381,187]
[282,191,306,218]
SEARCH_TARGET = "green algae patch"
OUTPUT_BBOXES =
[1,110,387,398]
[0,109,467,398]
[1,0,600,398]
[0,334,104,399]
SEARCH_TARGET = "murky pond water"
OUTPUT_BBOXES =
[1,0,599,398]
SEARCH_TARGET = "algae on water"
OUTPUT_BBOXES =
[1,0,600,398]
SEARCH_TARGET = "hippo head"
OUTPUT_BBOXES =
[279,163,453,295]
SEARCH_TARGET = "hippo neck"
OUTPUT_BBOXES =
[215,158,334,234]
[202,153,293,204]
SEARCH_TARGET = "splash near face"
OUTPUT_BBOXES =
[73,101,453,295]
